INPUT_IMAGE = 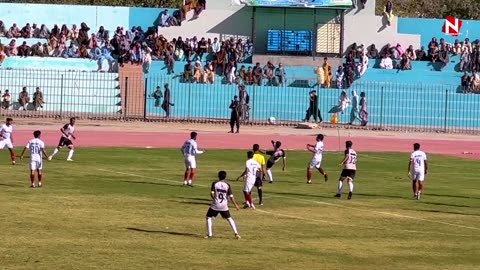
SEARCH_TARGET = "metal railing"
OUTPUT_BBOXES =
[1,68,479,134]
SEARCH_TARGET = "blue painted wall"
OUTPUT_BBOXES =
[398,17,480,47]
[0,3,168,34]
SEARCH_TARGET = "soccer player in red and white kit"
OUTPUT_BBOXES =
[306,134,328,184]
[408,143,428,200]
[48,117,76,161]
[335,140,357,200]
[181,132,204,186]
[0,118,16,165]
[237,151,261,209]
[265,140,286,183]
[205,170,241,239]
[20,130,48,188]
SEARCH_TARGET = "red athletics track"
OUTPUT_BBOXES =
[10,130,480,159]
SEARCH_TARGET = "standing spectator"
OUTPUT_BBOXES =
[2,90,11,109]
[151,86,163,107]
[357,54,368,77]
[263,62,275,86]
[330,90,350,114]
[161,83,174,117]
[78,22,90,46]
[165,44,175,75]
[384,0,394,26]
[227,60,236,84]
[211,37,220,55]
[253,63,263,86]
[304,90,322,123]
[274,63,286,86]
[33,87,44,111]
[18,87,30,111]
[344,65,354,88]
[461,72,471,93]
[335,66,344,89]
[228,95,240,134]
[183,61,193,82]
[197,37,207,61]
[359,92,368,126]
[215,48,227,76]
[460,47,471,72]
[349,91,362,124]
[405,45,417,61]
[203,61,215,84]
[471,71,479,92]
[0,21,6,37]
[323,58,332,88]
[194,61,203,83]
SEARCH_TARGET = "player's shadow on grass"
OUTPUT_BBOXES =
[126,227,200,238]
[169,199,210,206]
[354,193,405,199]
[0,183,22,187]
[420,201,471,208]
[269,191,333,199]
[427,193,480,200]
[121,180,180,188]
[170,196,211,206]
[175,196,211,202]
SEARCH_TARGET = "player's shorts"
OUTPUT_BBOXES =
[0,138,13,149]
[30,160,43,171]
[266,160,275,169]
[410,171,425,181]
[308,156,322,169]
[184,156,196,169]
[58,137,73,147]
[244,179,255,192]
[340,169,356,180]
[206,208,231,219]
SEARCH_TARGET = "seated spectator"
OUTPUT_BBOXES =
[438,46,449,71]
[415,46,426,61]
[60,24,69,38]
[459,47,470,72]
[452,39,461,55]
[263,61,275,86]
[0,41,5,64]
[183,60,193,82]
[181,0,196,21]
[7,23,21,38]
[18,87,30,111]
[379,54,393,69]
[344,65,354,88]
[245,66,254,85]
[160,9,171,27]
[335,66,344,89]
[31,42,46,57]
[471,47,480,72]
[78,44,89,58]
[238,65,246,81]
[392,43,403,59]
[461,72,471,93]
[38,24,50,39]
[88,34,99,49]
[96,26,109,44]
[244,39,253,56]
[253,62,263,86]
[379,43,391,57]
[203,61,215,84]
[20,23,32,38]
[275,63,286,86]
[405,45,416,61]
[117,45,130,67]
[463,38,472,53]
[0,21,6,37]
[6,40,18,56]
[69,24,79,41]
[183,38,193,61]
[235,39,244,62]
[78,22,90,46]
[89,44,101,60]
[51,24,60,38]
[366,44,379,59]
[197,37,207,61]
[471,71,479,92]
[31,23,39,38]
[33,87,44,111]
[98,41,114,72]
[2,90,11,109]
[62,42,78,58]
[17,41,29,57]
[215,47,227,76]
[396,53,411,70]
[193,60,202,83]
[428,37,439,62]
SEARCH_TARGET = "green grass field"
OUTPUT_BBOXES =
[0,148,479,270]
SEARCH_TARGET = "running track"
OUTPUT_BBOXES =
[11,129,480,159]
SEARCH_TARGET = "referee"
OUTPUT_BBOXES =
[252,144,266,205]
[229,95,240,133]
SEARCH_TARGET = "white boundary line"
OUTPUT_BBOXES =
[96,168,480,235]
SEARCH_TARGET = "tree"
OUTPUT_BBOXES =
[375,0,480,20]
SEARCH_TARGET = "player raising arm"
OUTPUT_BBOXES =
[48,117,76,161]
[181,132,204,187]
[265,140,286,183]
[205,170,241,239]
[306,134,328,184]
[335,141,357,200]
[0,118,17,165]
[20,130,48,188]
[236,151,261,209]
[408,143,428,200]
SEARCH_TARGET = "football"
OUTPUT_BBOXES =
[268,117,276,124]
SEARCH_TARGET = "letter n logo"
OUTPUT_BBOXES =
[442,16,463,36]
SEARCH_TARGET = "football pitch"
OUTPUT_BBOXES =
[0,148,479,270]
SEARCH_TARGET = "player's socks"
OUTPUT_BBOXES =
[189,172,196,184]
[227,217,238,235]
[246,192,253,207]
[187,179,193,186]
[51,148,59,157]
[266,169,273,183]
[243,192,249,206]
[183,180,188,186]
[257,188,263,205]
[183,171,189,182]
[348,181,354,193]
[30,175,35,186]
[206,217,213,237]
[337,180,343,194]
[67,149,74,160]
[306,169,312,183]
[324,173,328,182]
[348,192,353,200]
[38,174,43,187]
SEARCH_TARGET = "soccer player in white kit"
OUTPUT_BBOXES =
[408,143,428,200]
[205,170,241,239]
[20,130,48,188]
[181,132,204,186]
[0,118,17,165]
[237,151,261,209]
[306,134,328,184]
[48,117,76,161]
[335,141,357,200]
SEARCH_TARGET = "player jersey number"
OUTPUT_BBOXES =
[217,192,225,203]
[348,154,357,164]
[30,145,41,154]
[414,158,422,166]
